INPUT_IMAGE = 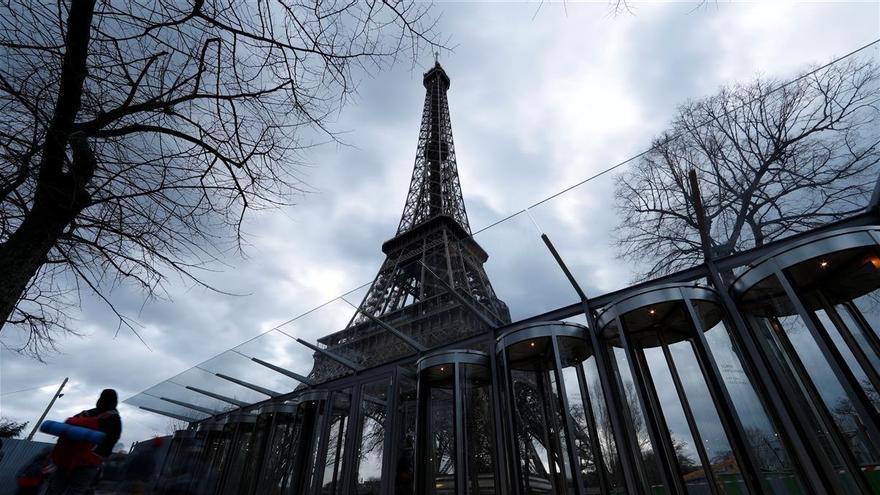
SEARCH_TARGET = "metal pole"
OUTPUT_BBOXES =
[27,377,68,440]
[535,229,643,493]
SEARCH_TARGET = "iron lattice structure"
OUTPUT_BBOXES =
[308,63,510,382]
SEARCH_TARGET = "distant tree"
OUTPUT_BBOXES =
[0,417,29,438]
[0,0,441,356]
[613,59,880,279]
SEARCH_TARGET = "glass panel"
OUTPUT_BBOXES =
[838,303,880,378]
[815,308,880,412]
[219,420,255,495]
[756,316,868,492]
[507,337,569,494]
[303,400,328,494]
[583,354,626,493]
[704,320,801,493]
[668,340,747,494]
[256,410,299,495]
[770,316,880,463]
[321,390,352,494]
[395,374,417,495]
[612,346,666,493]
[422,366,456,494]
[462,363,496,494]
[853,293,880,341]
[641,346,702,492]
[356,379,391,494]
[559,337,601,494]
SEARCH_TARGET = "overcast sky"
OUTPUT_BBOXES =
[2,1,879,449]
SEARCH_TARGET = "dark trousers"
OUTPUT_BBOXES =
[45,465,99,495]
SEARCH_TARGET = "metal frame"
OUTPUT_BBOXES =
[496,321,608,495]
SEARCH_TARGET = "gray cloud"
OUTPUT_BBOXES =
[2,1,878,447]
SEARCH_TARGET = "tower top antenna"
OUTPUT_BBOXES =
[434,51,439,64]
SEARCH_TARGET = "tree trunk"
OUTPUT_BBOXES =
[0,0,96,330]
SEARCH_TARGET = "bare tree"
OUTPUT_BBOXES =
[614,59,880,279]
[0,0,440,356]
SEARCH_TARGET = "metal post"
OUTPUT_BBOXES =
[682,296,766,495]
[775,268,880,449]
[659,341,721,495]
[499,345,525,495]
[689,169,848,494]
[536,229,642,494]
[616,315,685,494]
[488,343,512,495]
[574,359,611,494]
[551,335,588,495]
[454,364,467,495]
[27,377,67,440]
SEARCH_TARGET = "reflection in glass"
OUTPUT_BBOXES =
[612,346,665,492]
[462,363,496,494]
[255,405,300,495]
[355,379,391,494]
[420,365,456,494]
[321,390,352,494]
[583,355,626,493]
[395,375,417,495]
[417,352,497,495]
[218,416,256,495]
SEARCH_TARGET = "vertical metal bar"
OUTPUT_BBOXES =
[843,300,880,368]
[340,385,363,495]
[534,224,639,493]
[382,371,400,495]
[552,335,588,495]
[765,314,874,494]
[454,364,467,495]
[535,359,564,494]
[575,361,611,494]
[660,341,721,495]
[682,296,766,495]
[415,371,427,494]
[615,314,684,494]
[595,332,648,492]
[703,259,848,494]
[775,268,880,449]
[488,342,511,495]
[500,345,525,495]
[310,393,334,495]
[819,294,880,401]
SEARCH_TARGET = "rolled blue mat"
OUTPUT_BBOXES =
[40,420,106,443]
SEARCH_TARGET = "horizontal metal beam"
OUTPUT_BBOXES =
[251,357,314,386]
[139,406,199,423]
[418,260,501,328]
[215,373,281,397]
[160,397,222,416]
[296,338,363,371]
[184,386,249,408]
[344,299,427,353]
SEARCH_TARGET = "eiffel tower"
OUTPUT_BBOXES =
[308,62,510,383]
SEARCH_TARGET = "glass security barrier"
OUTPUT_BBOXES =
[216,413,258,495]
[293,390,330,495]
[496,321,620,495]
[156,430,196,494]
[394,370,418,495]
[734,226,880,494]
[353,377,393,494]
[598,283,800,495]
[253,402,299,495]
[416,350,498,495]
[316,388,353,495]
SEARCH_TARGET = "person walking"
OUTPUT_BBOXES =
[45,389,122,495]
